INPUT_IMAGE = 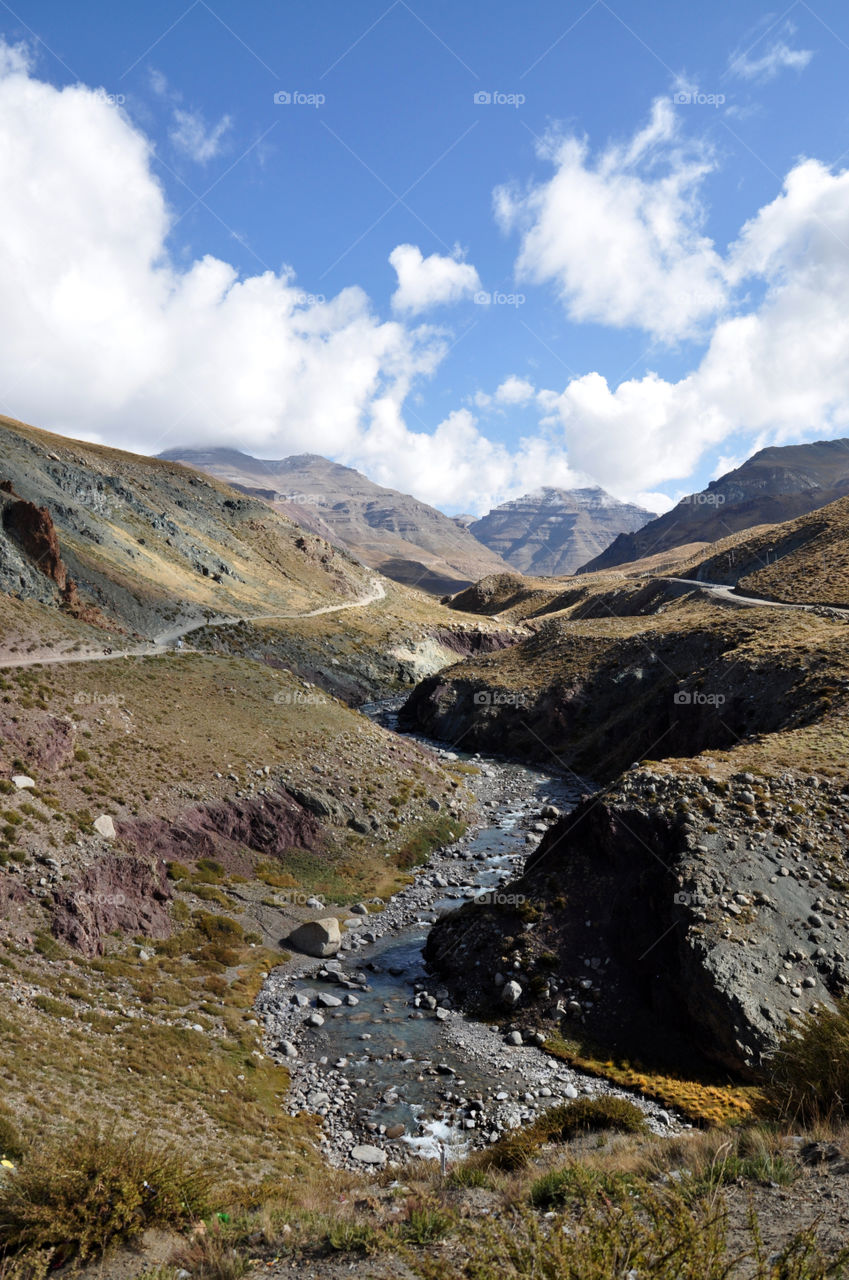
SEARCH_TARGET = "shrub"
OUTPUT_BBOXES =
[0,1131,211,1269]
[766,999,849,1124]
[538,1096,648,1141]
[403,1201,452,1244]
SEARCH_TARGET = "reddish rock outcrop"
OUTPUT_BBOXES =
[52,855,172,956]
[2,494,68,591]
[117,788,322,873]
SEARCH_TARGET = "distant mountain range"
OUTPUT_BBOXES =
[469,486,655,577]
[158,448,512,595]
[579,439,849,573]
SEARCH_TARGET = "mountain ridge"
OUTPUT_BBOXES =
[158,447,513,595]
[578,438,849,573]
[470,484,655,576]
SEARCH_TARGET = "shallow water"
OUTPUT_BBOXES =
[291,752,583,1149]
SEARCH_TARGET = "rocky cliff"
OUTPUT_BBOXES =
[471,486,654,576]
[426,767,849,1076]
[579,438,849,573]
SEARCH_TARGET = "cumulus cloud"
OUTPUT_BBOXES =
[1,48,849,521]
[495,376,535,405]
[538,157,849,493]
[728,35,813,82]
[495,97,728,342]
[169,107,232,163]
[389,243,481,315]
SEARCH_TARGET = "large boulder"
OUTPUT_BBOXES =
[287,917,341,958]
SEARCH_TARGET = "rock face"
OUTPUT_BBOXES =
[426,769,849,1076]
[52,856,172,956]
[471,487,654,577]
[579,438,849,573]
[287,917,342,958]
[117,788,322,870]
[158,447,514,595]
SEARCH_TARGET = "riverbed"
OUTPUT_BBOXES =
[257,710,683,1168]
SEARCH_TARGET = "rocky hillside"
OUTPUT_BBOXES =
[683,493,849,608]
[0,415,376,641]
[159,447,513,595]
[404,563,849,1076]
[579,437,849,573]
[471,486,654,576]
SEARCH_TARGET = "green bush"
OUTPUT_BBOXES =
[0,1131,212,1269]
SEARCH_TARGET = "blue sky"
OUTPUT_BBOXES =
[0,1,848,514]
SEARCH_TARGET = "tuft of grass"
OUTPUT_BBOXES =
[470,1096,647,1172]
[766,999,849,1125]
[403,1200,452,1244]
[0,1130,212,1270]
[325,1220,388,1255]
[537,1095,647,1141]
[170,1220,250,1279]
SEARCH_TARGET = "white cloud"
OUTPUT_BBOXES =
[495,97,728,343]
[538,156,849,496]
[495,376,535,405]
[3,49,849,524]
[389,244,481,315]
[728,37,813,82]
[170,107,232,163]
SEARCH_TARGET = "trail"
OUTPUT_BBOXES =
[0,578,387,670]
[663,577,849,617]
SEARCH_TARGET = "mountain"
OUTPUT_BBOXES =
[578,438,849,573]
[469,486,654,577]
[158,448,513,595]
[0,416,374,640]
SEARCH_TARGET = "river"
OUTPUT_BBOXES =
[257,702,681,1167]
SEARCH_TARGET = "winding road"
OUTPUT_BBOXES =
[0,578,387,670]
[663,577,849,618]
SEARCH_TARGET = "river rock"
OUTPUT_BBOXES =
[316,992,342,1008]
[350,1144,387,1165]
[385,1123,406,1139]
[288,918,341,958]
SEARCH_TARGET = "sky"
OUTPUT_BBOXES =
[0,1,848,516]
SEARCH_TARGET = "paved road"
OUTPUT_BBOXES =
[663,577,849,618]
[0,578,387,670]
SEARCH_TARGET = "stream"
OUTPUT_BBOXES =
[258,701,682,1167]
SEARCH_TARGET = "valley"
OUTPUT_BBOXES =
[4,416,849,1276]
